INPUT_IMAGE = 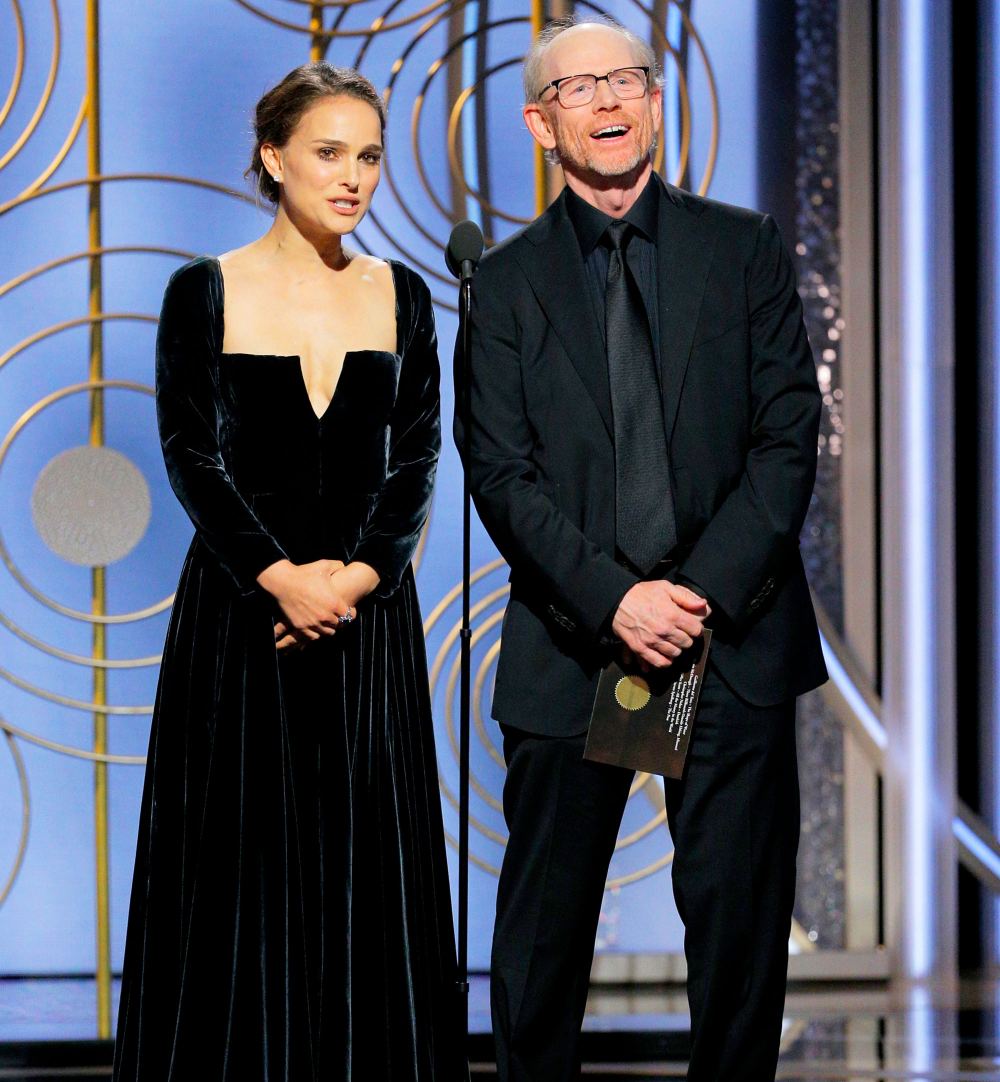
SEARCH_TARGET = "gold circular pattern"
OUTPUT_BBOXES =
[0,715,147,765]
[615,674,652,712]
[0,728,30,907]
[0,380,170,626]
[229,0,448,38]
[348,1,492,298]
[425,562,511,876]
[0,0,61,173]
[0,172,252,219]
[0,0,26,131]
[0,246,197,300]
[425,563,676,889]
[414,23,533,237]
[444,56,537,235]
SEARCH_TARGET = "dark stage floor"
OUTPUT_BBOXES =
[2,976,1000,1080]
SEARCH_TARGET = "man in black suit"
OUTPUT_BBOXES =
[455,15,827,1081]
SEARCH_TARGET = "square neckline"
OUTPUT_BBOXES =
[213,256,403,422]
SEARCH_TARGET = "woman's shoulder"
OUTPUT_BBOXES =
[351,254,434,329]
[380,257,433,316]
[379,260,437,358]
[163,255,221,301]
[158,257,223,346]
[348,251,396,296]
[382,256,429,291]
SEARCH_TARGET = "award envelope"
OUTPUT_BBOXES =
[584,630,712,779]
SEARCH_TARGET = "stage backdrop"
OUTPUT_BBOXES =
[0,0,867,1037]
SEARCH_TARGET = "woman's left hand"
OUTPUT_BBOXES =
[274,560,380,650]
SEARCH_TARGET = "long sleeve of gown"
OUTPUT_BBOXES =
[353,267,441,598]
[156,259,289,596]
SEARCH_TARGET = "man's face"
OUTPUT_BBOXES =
[524,25,662,181]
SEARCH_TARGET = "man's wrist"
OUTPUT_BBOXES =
[603,579,639,644]
[677,575,708,601]
[676,575,721,626]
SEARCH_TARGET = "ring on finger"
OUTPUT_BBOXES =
[338,608,355,626]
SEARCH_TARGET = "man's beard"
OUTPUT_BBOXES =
[553,114,656,179]
[586,141,651,177]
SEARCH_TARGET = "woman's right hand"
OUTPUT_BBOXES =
[256,558,351,649]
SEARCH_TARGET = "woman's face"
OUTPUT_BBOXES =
[263,94,384,237]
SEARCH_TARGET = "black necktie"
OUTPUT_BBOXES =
[604,220,676,573]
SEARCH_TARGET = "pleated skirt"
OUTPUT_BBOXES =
[113,541,465,1081]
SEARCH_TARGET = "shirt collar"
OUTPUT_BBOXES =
[565,171,660,255]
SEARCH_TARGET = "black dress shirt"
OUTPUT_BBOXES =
[564,172,662,372]
[564,173,713,616]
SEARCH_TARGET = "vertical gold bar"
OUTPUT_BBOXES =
[92,570,109,1040]
[85,0,111,1041]
[309,4,324,63]
[530,0,547,216]
[544,0,571,203]
[446,3,467,224]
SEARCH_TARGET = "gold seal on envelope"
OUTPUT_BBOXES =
[585,630,712,779]
[614,674,652,711]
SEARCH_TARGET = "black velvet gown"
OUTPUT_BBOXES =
[113,257,464,1081]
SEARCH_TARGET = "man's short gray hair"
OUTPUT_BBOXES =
[522,14,661,105]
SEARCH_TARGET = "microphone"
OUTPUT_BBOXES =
[446,219,484,281]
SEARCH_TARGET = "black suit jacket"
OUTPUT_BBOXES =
[455,175,827,736]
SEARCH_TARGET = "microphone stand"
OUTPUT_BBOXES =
[457,258,473,1056]
[446,219,482,1072]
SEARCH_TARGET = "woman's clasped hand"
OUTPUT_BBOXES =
[259,557,380,649]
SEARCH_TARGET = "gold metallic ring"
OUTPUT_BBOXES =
[0,0,26,130]
[229,0,448,38]
[0,0,60,173]
[0,729,30,907]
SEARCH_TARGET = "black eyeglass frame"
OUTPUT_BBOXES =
[536,66,651,107]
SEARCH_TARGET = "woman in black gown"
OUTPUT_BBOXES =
[113,64,464,1081]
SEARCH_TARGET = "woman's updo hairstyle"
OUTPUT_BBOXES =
[246,63,387,206]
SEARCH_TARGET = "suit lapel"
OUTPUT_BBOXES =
[515,194,613,437]
[656,181,717,442]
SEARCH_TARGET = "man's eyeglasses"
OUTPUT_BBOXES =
[537,66,650,108]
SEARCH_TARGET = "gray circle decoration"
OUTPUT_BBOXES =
[31,446,151,567]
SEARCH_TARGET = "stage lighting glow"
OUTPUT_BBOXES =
[992,0,1000,972]
[900,0,936,981]
[663,4,682,181]
[818,630,887,753]
[462,1,483,228]
[953,817,1000,885]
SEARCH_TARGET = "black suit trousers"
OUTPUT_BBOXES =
[491,664,800,1082]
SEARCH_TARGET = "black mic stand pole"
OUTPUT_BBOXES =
[457,257,472,1056]
[447,217,482,1070]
